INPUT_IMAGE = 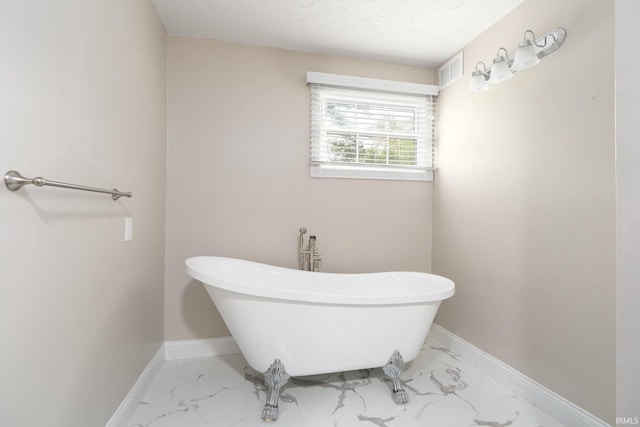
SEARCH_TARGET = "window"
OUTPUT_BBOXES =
[306,72,438,181]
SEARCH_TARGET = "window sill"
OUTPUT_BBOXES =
[310,163,433,182]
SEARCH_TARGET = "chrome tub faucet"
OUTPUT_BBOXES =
[298,227,321,271]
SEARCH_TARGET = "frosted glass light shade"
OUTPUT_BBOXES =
[468,71,489,93]
[512,40,540,71]
[489,57,513,84]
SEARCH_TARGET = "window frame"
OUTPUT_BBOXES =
[306,72,439,182]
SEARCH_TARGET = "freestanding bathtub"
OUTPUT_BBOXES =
[185,256,454,421]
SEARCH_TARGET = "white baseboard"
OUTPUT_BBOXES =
[164,336,241,360]
[105,343,165,427]
[429,324,610,427]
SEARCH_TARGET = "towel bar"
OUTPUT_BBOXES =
[3,170,132,201]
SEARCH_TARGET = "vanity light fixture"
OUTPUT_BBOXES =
[468,27,566,93]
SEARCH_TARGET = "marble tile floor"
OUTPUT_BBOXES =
[127,337,565,427]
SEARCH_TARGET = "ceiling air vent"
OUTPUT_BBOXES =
[438,52,463,89]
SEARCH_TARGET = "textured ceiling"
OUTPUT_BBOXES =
[153,0,526,68]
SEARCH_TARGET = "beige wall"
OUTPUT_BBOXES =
[616,0,640,418]
[165,36,435,340]
[0,1,166,426]
[433,0,615,422]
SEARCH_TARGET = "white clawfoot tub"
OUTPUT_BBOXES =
[185,256,454,421]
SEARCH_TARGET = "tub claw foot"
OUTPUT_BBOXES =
[383,350,409,404]
[390,386,408,404]
[262,359,290,421]
[262,404,279,422]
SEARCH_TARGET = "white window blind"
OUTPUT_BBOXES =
[307,72,438,181]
